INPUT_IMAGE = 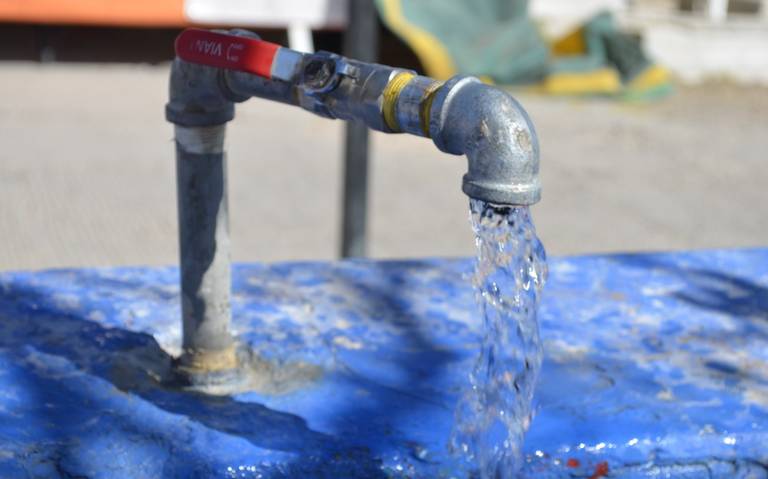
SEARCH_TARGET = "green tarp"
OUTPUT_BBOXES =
[375,0,549,83]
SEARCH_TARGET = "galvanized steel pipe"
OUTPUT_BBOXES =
[166,28,541,381]
[174,125,238,375]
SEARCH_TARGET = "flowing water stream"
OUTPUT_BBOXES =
[450,199,548,478]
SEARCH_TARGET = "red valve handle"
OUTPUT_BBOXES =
[175,28,280,79]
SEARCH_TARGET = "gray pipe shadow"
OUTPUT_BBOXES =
[0,259,470,477]
[609,252,768,387]
[0,280,388,478]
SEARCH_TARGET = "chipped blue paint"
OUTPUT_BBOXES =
[0,249,766,478]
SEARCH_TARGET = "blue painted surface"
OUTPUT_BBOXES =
[0,249,765,478]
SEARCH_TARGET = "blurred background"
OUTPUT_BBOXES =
[0,0,766,270]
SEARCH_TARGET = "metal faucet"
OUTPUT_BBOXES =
[165,29,541,386]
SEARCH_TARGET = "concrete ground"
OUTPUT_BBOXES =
[1,62,766,270]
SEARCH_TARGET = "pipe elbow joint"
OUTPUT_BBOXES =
[166,57,238,127]
[429,77,541,206]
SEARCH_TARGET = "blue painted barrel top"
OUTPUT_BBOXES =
[0,248,765,478]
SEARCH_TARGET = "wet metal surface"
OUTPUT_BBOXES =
[0,249,765,477]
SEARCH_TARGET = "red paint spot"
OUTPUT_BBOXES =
[566,458,580,468]
[588,461,609,479]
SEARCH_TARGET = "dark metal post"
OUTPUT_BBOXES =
[340,0,379,258]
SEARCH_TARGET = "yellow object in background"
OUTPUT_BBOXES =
[542,67,622,96]
[550,27,588,56]
[378,0,457,80]
[623,64,672,100]
[541,13,672,100]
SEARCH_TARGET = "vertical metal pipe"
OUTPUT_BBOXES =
[340,0,379,258]
[175,125,237,373]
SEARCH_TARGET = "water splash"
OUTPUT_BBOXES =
[450,199,547,478]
